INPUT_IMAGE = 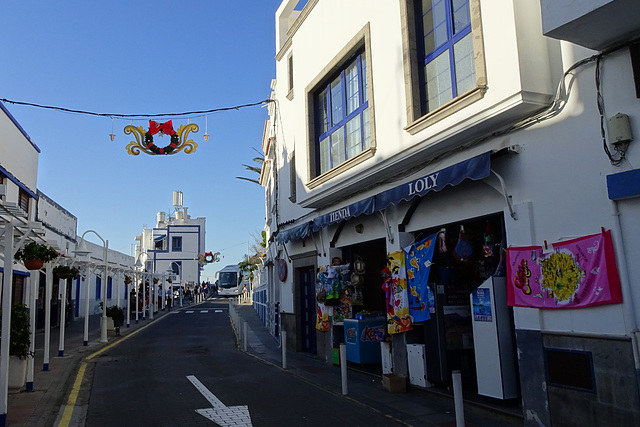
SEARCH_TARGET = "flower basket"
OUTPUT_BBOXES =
[53,265,81,280]
[24,259,44,270]
[124,275,132,285]
[14,241,59,270]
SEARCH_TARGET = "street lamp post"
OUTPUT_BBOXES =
[74,230,109,343]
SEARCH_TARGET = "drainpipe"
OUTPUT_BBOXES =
[610,200,640,393]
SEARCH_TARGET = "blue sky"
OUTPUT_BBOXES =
[1,1,281,281]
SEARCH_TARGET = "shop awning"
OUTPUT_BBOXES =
[374,151,491,211]
[311,195,376,231]
[275,221,312,243]
[277,152,492,242]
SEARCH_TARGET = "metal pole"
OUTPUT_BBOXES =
[26,271,37,392]
[43,262,52,370]
[0,219,16,425]
[83,265,93,346]
[149,277,154,320]
[115,270,121,310]
[58,277,66,356]
[126,273,131,328]
[135,272,140,323]
[142,273,146,321]
[100,241,108,343]
[281,330,287,370]
[340,343,348,395]
[243,322,248,352]
[452,370,465,427]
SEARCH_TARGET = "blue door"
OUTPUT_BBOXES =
[298,266,317,355]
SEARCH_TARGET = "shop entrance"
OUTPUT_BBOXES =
[408,212,517,397]
[297,266,317,355]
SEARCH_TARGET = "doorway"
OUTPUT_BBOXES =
[297,265,317,354]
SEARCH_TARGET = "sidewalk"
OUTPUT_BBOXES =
[232,301,524,427]
[6,306,175,427]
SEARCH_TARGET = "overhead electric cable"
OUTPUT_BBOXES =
[0,98,273,119]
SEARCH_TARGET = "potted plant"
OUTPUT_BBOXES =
[106,305,125,336]
[0,304,31,390]
[153,278,159,284]
[124,275,132,284]
[14,241,59,270]
[53,265,81,280]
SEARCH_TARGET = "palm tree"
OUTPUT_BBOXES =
[236,147,264,185]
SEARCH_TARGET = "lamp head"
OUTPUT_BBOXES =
[73,240,91,258]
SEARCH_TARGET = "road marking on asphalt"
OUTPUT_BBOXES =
[58,314,170,427]
[58,362,87,426]
[200,310,209,313]
[187,375,252,426]
[186,310,195,313]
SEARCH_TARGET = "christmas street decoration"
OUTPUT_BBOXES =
[124,120,199,155]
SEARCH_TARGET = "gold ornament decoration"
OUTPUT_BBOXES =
[124,120,199,156]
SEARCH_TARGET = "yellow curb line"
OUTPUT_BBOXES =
[57,314,171,427]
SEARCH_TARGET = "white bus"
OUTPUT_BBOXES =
[216,264,244,297]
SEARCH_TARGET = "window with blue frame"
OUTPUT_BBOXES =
[96,277,101,299]
[313,50,371,177]
[172,236,183,252]
[417,0,475,113]
[107,276,112,299]
[401,0,485,131]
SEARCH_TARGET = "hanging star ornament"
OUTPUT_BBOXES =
[124,120,199,155]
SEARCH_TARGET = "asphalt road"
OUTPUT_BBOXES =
[81,299,404,426]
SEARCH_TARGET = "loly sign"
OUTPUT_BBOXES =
[375,151,492,211]
[407,172,439,196]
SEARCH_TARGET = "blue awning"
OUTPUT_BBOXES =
[277,152,491,243]
[312,196,376,231]
[276,221,312,244]
[375,151,491,211]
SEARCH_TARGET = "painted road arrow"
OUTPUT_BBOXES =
[187,375,253,426]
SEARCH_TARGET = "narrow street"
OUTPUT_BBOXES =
[81,299,403,426]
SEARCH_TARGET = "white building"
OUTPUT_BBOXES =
[261,1,640,425]
[135,191,206,294]
[0,101,41,306]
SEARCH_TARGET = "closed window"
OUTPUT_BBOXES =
[19,188,30,214]
[418,0,474,113]
[401,0,486,133]
[172,236,182,252]
[314,50,370,177]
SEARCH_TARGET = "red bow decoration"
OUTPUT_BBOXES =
[204,252,213,257]
[148,120,176,136]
